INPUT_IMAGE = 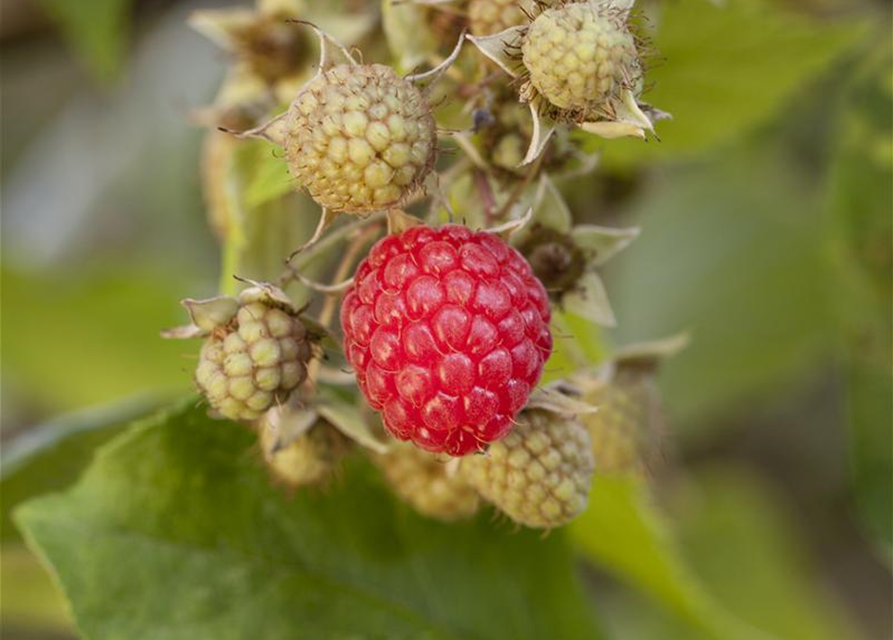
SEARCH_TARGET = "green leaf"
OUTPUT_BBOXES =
[1,395,159,543]
[826,40,893,557]
[0,268,195,413]
[243,144,295,210]
[37,0,133,83]
[212,137,325,296]
[610,137,837,432]
[672,468,866,640]
[16,400,603,640]
[571,477,760,640]
[589,470,866,640]
[593,0,865,166]
[1,544,73,633]
[542,312,607,384]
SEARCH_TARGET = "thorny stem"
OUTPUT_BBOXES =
[277,212,385,288]
[457,71,504,99]
[319,224,379,328]
[305,222,381,387]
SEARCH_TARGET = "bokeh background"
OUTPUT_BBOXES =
[2,0,890,638]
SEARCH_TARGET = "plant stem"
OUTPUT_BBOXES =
[276,212,384,288]
[495,152,544,221]
[305,222,381,387]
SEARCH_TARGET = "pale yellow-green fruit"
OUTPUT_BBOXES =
[285,63,437,213]
[260,422,347,488]
[469,0,526,36]
[196,301,312,421]
[462,409,594,528]
[521,2,641,115]
[584,371,662,477]
[376,443,480,521]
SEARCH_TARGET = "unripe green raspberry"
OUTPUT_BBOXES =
[196,292,312,421]
[584,370,660,476]
[521,2,641,116]
[469,0,526,36]
[375,443,480,521]
[260,422,348,488]
[461,409,594,528]
[284,63,437,213]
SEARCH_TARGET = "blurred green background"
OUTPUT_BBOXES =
[1,0,890,638]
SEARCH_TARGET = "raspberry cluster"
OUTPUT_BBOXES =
[196,297,312,421]
[522,2,641,115]
[340,224,553,456]
[285,64,436,213]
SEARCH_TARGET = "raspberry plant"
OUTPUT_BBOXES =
[154,0,677,538]
[153,0,678,539]
[177,0,671,532]
[14,0,881,638]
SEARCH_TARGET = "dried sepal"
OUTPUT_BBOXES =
[262,398,320,451]
[161,281,310,341]
[404,30,466,89]
[525,380,598,416]
[237,110,290,146]
[487,205,533,239]
[523,102,557,166]
[612,333,691,369]
[387,208,425,234]
[574,224,640,267]
[562,270,616,326]
[161,296,239,339]
[236,280,298,310]
[580,90,657,141]
[258,396,349,489]
[316,389,390,454]
[303,20,360,70]
[465,27,525,77]
[530,174,573,234]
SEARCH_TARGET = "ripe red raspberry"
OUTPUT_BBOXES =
[341,224,553,456]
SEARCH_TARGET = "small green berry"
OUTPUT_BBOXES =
[195,289,313,421]
[461,409,594,528]
[522,2,641,117]
[584,369,662,477]
[284,64,437,213]
[260,422,348,488]
[375,443,481,521]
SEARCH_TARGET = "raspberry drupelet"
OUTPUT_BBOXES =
[341,225,553,456]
